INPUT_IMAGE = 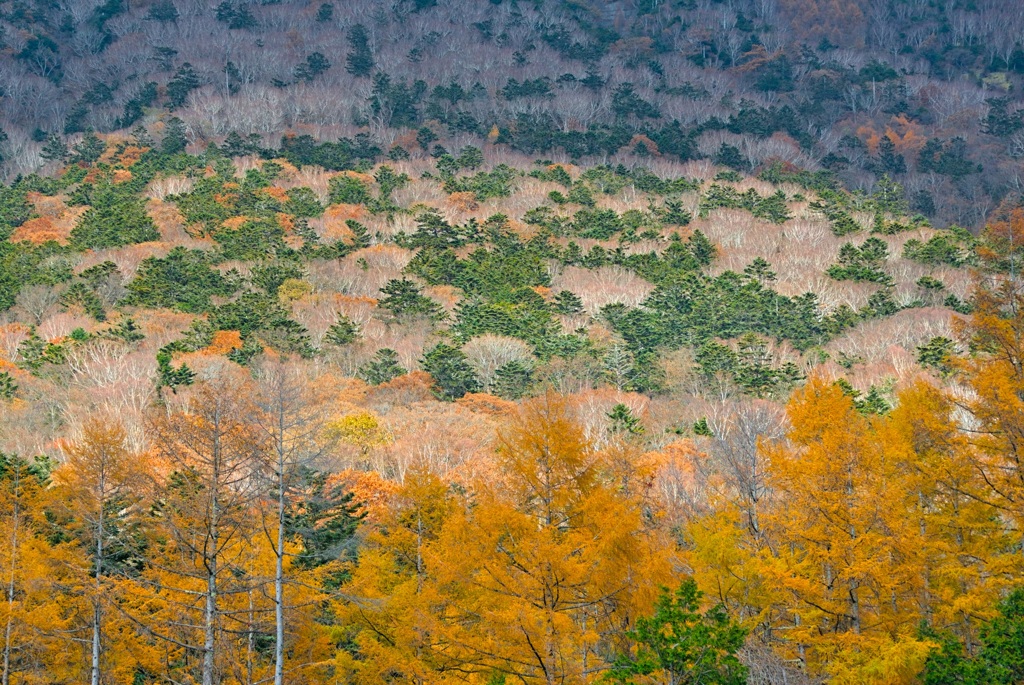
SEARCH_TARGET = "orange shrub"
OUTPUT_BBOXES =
[628,134,661,156]
[456,393,517,416]
[10,217,68,245]
[205,330,243,355]
[447,191,479,212]
[270,157,299,175]
[313,203,367,241]
[263,186,289,203]
[118,146,149,167]
[147,199,195,243]
[276,212,295,233]
[367,370,435,405]
[220,216,248,230]
[336,169,375,186]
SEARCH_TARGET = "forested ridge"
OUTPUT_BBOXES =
[1,0,1024,228]
[2,0,1024,682]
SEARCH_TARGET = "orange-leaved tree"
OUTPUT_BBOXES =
[56,419,157,685]
[759,379,933,683]
[337,393,675,684]
[1,453,90,685]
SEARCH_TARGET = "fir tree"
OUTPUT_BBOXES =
[359,348,407,386]
[422,343,480,400]
[325,314,359,346]
[345,24,374,77]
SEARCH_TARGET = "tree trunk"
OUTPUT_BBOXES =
[91,503,104,685]
[274,448,285,685]
[204,441,221,685]
[204,563,217,685]
[2,464,22,685]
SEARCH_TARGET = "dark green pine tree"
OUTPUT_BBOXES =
[553,290,584,315]
[733,334,779,398]
[166,63,200,110]
[743,257,776,285]
[161,117,188,155]
[124,247,235,313]
[325,313,359,346]
[71,183,159,249]
[378,279,444,323]
[0,371,17,400]
[346,220,371,248]
[921,587,1024,685]
[107,317,145,343]
[294,52,332,83]
[917,336,956,376]
[692,417,713,437]
[421,343,480,401]
[156,349,195,392]
[607,403,644,436]
[492,360,533,400]
[71,131,105,165]
[687,229,717,266]
[359,348,407,386]
[147,0,179,21]
[315,2,333,22]
[285,467,363,572]
[662,198,692,226]
[40,134,69,162]
[345,24,374,77]
[857,385,891,415]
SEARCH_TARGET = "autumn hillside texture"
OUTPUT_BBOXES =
[1,130,1024,685]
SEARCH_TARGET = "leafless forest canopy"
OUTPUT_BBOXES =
[2,0,1024,228]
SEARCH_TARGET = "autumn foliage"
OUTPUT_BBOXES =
[1,297,1022,684]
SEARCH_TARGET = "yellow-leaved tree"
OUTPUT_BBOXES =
[747,374,1024,683]
[955,276,1024,546]
[139,376,268,685]
[1,453,90,685]
[759,379,933,683]
[336,393,675,684]
[56,419,159,685]
[884,382,1021,651]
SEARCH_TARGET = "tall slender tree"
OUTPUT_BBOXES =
[58,420,149,685]
[253,360,332,685]
[145,375,265,685]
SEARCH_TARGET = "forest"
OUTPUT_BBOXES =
[0,118,1022,684]
[1,0,1024,229]
[2,0,1024,684]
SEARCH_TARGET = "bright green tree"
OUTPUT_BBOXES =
[608,579,748,685]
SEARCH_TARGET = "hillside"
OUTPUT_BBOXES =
[1,0,1024,231]
[1,135,982,448]
[2,128,1024,684]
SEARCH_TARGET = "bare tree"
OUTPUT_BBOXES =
[462,334,534,392]
[14,285,61,326]
[706,399,787,541]
[146,375,265,685]
[252,360,333,685]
